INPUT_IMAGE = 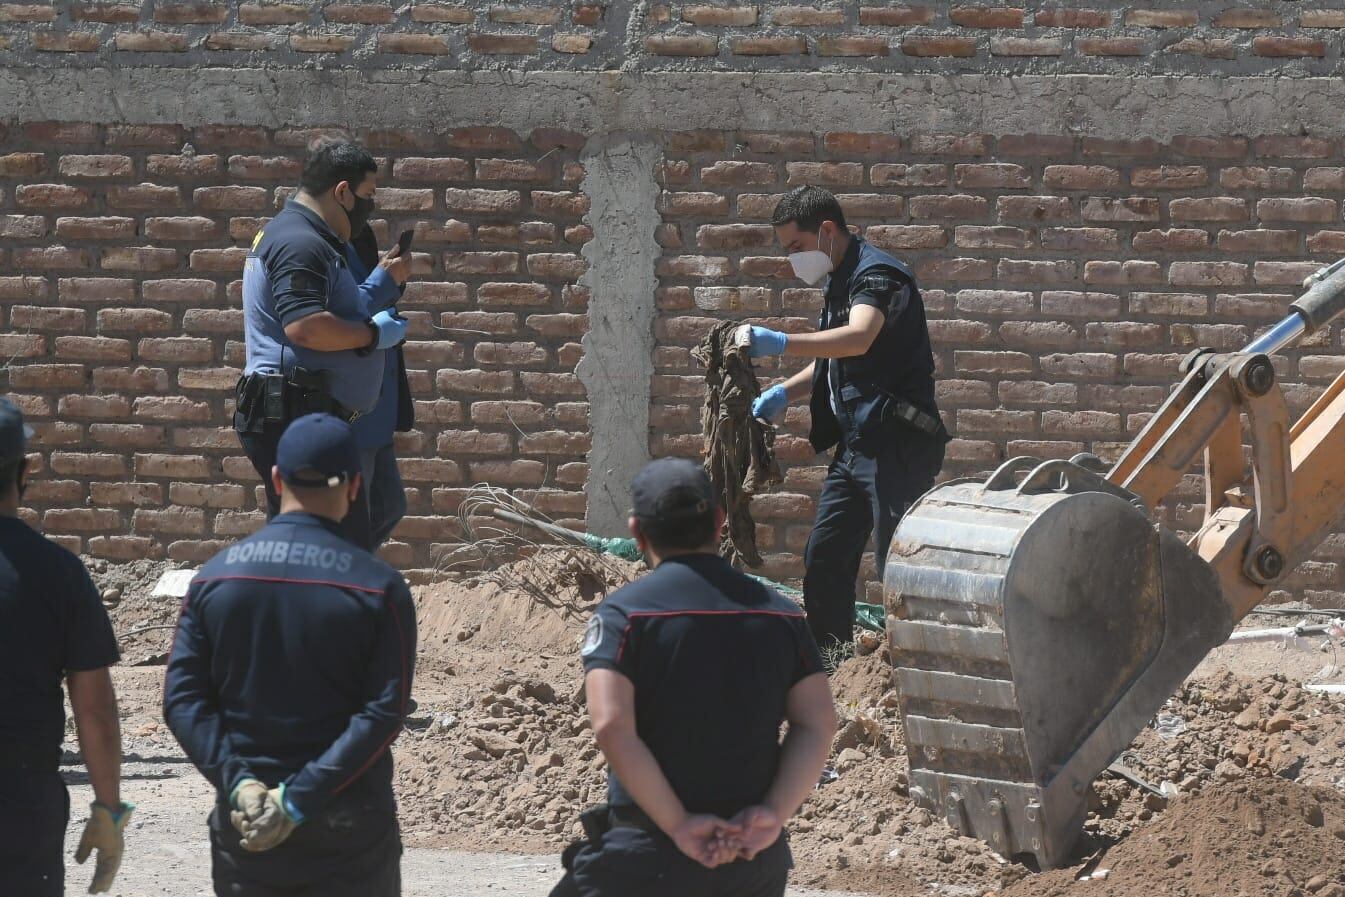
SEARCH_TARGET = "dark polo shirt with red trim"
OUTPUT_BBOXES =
[580,553,825,817]
[163,512,416,821]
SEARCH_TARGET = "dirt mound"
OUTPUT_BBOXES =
[87,557,186,665]
[1006,777,1345,897]
[416,549,643,657]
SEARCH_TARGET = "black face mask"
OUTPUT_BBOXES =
[343,192,375,237]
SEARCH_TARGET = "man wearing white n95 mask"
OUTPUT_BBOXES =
[738,185,947,661]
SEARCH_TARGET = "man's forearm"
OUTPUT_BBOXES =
[781,363,814,402]
[69,669,122,807]
[782,325,878,359]
[284,312,374,352]
[762,722,832,822]
[597,730,687,834]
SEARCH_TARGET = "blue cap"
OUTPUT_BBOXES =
[0,398,33,464]
[276,413,361,488]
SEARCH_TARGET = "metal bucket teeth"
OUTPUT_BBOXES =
[885,474,1232,868]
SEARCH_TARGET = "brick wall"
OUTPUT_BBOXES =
[651,129,1345,603]
[0,123,592,569]
[4,2,1345,72]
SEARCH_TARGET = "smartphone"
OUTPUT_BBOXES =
[396,229,414,256]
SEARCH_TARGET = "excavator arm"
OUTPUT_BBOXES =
[884,261,1345,868]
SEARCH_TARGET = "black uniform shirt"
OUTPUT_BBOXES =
[581,553,825,818]
[0,516,119,756]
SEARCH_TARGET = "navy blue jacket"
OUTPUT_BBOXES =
[163,512,416,819]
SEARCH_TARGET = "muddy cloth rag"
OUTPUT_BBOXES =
[691,321,783,568]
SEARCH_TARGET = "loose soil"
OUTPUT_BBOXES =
[93,549,1345,897]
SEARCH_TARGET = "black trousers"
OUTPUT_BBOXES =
[235,416,374,551]
[550,825,791,897]
[0,770,68,897]
[208,796,401,897]
[802,431,945,651]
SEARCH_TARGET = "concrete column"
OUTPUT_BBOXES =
[576,132,662,535]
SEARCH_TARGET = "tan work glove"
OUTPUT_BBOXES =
[75,800,133,894]
[229,778,269,837]
[237,784,301,853]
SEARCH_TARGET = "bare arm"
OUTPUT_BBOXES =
[781,362,815,402]
[764,672,836,820]
[68,668,121,807]
[782,305,884,360]
[587,668,686,832]
[284,313,375,352]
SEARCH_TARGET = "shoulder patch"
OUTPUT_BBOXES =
[251,229,265,250]
[580,614,603,656]
[860,274,895,293]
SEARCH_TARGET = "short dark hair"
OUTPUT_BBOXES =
[636,509,719,554]
[771,185,847,232]
[300,137,377,195]
[0,457,26,499]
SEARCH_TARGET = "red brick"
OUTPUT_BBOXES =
[1078,37,1145,56]
[1216,10,1282,28]
[1132,228,1209,252]
[134,506,207,535]
[16,184,91,209]
[326,3,395,23]
[89,423,166,449]
[154,1,227,23]
[1081,196,1160,222]
[990,36,1063,55]
[32,31,103,52]
[44,508,123,534]
[468,460,545,485]
[94,366,170,392]
[1254,36,1326,57]
[1253,261,1320,286]
[1040,352,1117,378]
[1125,9,1196,27]
[859,6,934,26]
[910,194,989,219]
[379,34,451,55]
[444,188,523,214]
[205,32,280,50]
[1041,290,1121,317]
[189,248,248,273]
[819,36,890,56]
[770,5,844,26]
[8,364,86,390]
[398,458,463,483]
[866,225,948,250]
[1130,166,1208,189]
[143,278,217,304]
[1041,227,1122,251]
[133,395,211,421]
[1082,138,1162,158]
[1169,261,1248,287]
[955,163,1031,188]
[1168,197,1247,222]
[1257,197,1336,223]
[50,452,127,477]
[1253,136,1334,159]
[13,246,91,270]
[108,183,181,209]
[956,225,1031,249]
[901,36,977,57]
[1216,229,1299,253]
[53,216,136,240]
[917,257,993,282]
[290,34,355,52]
[116,30,192,51]
[997,195,1072,221]
[410,3,474,23]
[1222,167,1295,190]
[0,215,47,238]
[101,246,180,272]
[1165,38,1237,60]
[911,134,993,156]
[97,308,175,333]
[950,6,1024,28]
[55,336,131,362]
[468,33,539,54]
[732,36,807,56]
[1301,11,1345,27]
[0,3,56,21]
[1083,260,1164,285]
[0,152,48,177]
[11,306,86,331]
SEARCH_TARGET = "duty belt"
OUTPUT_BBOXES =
[837,384,946,438]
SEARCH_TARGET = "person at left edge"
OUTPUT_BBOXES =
[164,413,417,897]
[0,397,131,895]
[235,136,410,551]
[345,225,413,549]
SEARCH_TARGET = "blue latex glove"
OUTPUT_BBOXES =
[746,325,789,358]
[370,309,408,350]
[752,385,788,422]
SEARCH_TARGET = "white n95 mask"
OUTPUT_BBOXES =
[787,228,835,286]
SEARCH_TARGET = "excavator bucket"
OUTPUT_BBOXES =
[884,458,1234,868]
